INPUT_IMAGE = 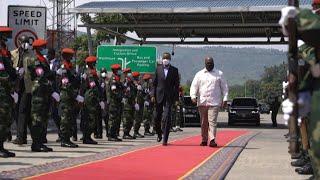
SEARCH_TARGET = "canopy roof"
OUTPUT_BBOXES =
[70,0,311,44]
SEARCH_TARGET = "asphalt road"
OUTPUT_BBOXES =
[0,112,312,179]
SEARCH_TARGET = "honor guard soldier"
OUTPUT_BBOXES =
[142,73,154,136]
[107,64,123,141]
[122,68,136,139]
[29,39,59,152]
[56,48,80,148]
[80,56,104,144]
[0,27,18,157]
[133,72,144,138]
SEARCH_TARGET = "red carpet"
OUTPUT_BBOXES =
[29,130,248,180]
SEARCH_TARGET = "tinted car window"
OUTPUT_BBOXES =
[232,99,257,106]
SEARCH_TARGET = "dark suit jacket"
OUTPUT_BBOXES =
[151,64,179,104]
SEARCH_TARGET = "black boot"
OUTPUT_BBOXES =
[133,132,144,138]
[61,140,79,148]
[83,132,98,144]
[144,130,154,136]
[12,138,27,145]
[123,133,135,139]
[31,143,48,152]
[291,157,308,167]
[0,142,15,158]
[296,163,313,175]
[108,136,122,142]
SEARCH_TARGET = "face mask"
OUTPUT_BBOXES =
[101,72,107,78]
[22,43,30,50]
[127,73,132,77]
[40,48,48,56]
[162,59,170,66]
[117,70,123,75]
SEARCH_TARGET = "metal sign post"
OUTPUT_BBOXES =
[287,0,300,155]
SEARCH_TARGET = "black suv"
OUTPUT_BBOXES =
[183,96,200,127]
[228,97,260,126]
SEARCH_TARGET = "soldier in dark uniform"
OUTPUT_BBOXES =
[133,72,145,138]
[270,95,281,127]
[29,39,58,152]
[95,68,109,138]
[107,64,122,141]
[0,27,18,157]
[122,68,136,139]
[142,73,154,136]
[57,48,79,148]
[80,56,104,144]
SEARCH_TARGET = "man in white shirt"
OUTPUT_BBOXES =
[190,57,228,147]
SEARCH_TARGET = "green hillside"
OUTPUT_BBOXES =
[156,46,287,86]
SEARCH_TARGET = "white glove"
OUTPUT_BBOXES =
[56,68,66,76]
[82,73,87,80]
[144,101,150,107]
[278,7,298,36]
[282,99,294,114]
[111,85,117,90]
[101,82,105,88]
[11,92,18,104]
[51,92,60,102]
[298,117,302,126]
[99,101,105,110]
[137,85,142,91]
[76,95,84,103]
[135,103,140,111]
[18,68,25,76]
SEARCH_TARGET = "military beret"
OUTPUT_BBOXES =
[0,27,13,33]
[313,0,320,5]
[132,72,140,77]
[123,68,131,73]
[111,64,121,70]
[142,73,152,80]
[32,39,47,47]
[62,48,75,54]
[85,56,97,63]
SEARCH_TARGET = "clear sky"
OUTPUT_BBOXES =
[1,0,288,50]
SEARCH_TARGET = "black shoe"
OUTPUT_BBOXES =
[61,141,78,148]
[291,153,302,159]
[200,142,207,146]
[0,150,9,158]
[175,128,183,132]
[41,144,53,152]
[272,123,278,127]
[12,138,27,145]
[144,132,154,136]
[123,134,135,139]
[157,134,162,142]
[83,138,98,144]
[209,139,217,147]
[2,148,15,157]
[296,163,313,175]
[291,158,307,167]
[133,133,144,138]
[31,144,48,152]
[162,142,168,146]
[94,135,103,139]
[72,136,78,141]
[56,137,61,143]
[108,137,122,142]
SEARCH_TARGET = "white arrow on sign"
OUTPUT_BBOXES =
[118,57,131,69]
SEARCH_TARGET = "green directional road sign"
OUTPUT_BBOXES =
[97,45,157,73]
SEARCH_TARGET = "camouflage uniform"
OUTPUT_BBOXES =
[107,72,123,141]
[122,76,136,139]
[81,64,101,144]
[58,52,80,147]
[0,34,17,157]
[133,73,145,138]
[29,51,55,152]
[142,80,153,135]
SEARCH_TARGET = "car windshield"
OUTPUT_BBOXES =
[232,99,257,106]
[184,97,193,106]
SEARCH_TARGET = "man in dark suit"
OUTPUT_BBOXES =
[151,52,179,146]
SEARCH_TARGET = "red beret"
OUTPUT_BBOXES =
[32,39,47,47]
[132,72,140,77]
[0,27,13,33]
[111,64,121,70]
[142,73,152,80]
[313,0,320,5]
[85,56,97,63]
[62,48,75,54]
[123,68,131,73]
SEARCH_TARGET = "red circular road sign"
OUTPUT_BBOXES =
[14,29,38,48]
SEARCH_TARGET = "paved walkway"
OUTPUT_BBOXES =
[0,113,312,179]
